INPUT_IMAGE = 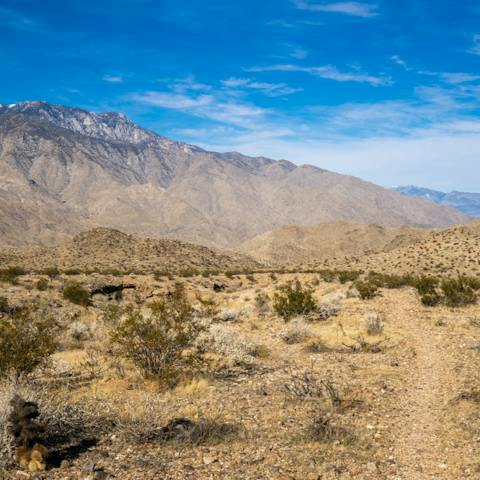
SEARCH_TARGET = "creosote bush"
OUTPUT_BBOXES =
[273,280,317,321]
[441,278,477,307]
[109,283,204,385]
[0,267,27,285]
[62,283,91,306]
[354,281,378,300]
[0,309,57,378]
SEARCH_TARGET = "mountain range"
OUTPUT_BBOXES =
[0,101,469,247]
[393,186,480,217]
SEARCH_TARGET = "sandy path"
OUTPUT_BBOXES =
[387,307,474,479]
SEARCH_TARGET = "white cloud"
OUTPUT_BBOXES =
[290,47,309,59]
[221,77,303,96]
[420,71,480,85]
[247,64,391,86]
[103,74,124,83]
[130,91,213,109]
[292,1,379,18]
[390,55,411,70]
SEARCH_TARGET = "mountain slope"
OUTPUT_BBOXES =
[394,186,480,217]
[236,222,430,266]
[0,101,469,247]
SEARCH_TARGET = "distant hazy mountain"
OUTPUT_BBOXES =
[0,101,469,246]
[393,186,480,217]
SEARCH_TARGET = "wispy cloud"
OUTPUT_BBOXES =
[419,70,480,85]
[221,77,303,96]
[103,74,124,83]
[247,64,391,86]
[390,55,411,70]
[292,1,379,18]
[470,34,480,55]
[128,88,266,129]
[0,7,44,33]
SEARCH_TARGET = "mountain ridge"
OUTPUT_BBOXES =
[393,185,480,217]
[0,101,469,247]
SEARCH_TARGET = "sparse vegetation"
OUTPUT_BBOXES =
[354,280,378,300]
[62,282,91,306]
[273,280,317,320]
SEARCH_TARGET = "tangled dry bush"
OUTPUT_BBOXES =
[195,323,260,365]
[364,312,385,336]
[279,317,312,344]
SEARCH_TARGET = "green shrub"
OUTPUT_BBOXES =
[110,284,204,385]
[0,266,27,284]
[338,270,361,284]
[0,310,57,377]
[367,272,412,289]
[36,278,49,291]
[354,281,378,300]
[318,270,336,282]
[413,276,439,296]
[63,283,91,306]
[420,293,442,307]
[39,267,60,278]
[63,268,81,276]
[441,278,477,307]
[273,280,317,321]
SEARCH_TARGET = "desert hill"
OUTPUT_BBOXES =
[325,220,480,277]
[236,222,430,266]
[0,227,259,273]
[0,101,469,247]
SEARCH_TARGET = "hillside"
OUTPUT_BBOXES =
[394,186,480,217]
[0,227,259,273]
[0,101,469,247]
[326,220,480,277]
[236,222,429,266]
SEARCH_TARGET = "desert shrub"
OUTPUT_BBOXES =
[195,294,219,319]
[413,276,439,296]
[110,284,204,385]
[62,283,91,306]
[338,270,361,284]
[463,277,480,291]
[39,267,59,279]
[279,317,312,344]
[367,272,412,289]
[63,268,81,276]
[245,273,255,283]
[273,280,317,320]
[364,312,384,335]
[254,293,270,313]
[318,270,336,282]
[0,311,57,378]
[441,278,477,307]
[0,297,9,314]
[0,266,27,285]
[354,281,378,300]
[35,278,49,291]
[195,323,258,365]
[420,293,442,307]
[311,303,339,321]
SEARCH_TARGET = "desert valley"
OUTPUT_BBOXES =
[0,101,480,480]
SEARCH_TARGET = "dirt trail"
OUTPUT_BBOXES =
[388,307,472,479]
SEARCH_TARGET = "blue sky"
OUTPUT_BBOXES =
[1,0,480,191]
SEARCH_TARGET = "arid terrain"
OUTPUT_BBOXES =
[1,223,480,480]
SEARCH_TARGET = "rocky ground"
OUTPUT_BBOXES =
[1,273,480,479]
